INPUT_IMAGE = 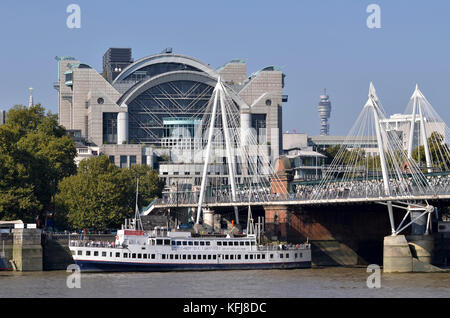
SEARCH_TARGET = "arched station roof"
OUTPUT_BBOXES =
[117,70,249,110]
[112,53,219,85]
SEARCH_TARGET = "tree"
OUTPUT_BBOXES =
[129,164,165,209]
[0,150,42,220]
[0,104,76,222]
[55,157,164,231]
[5,104,46,137]
[412,131,450,171]
[55,156,131,231]
[17,129,77,209]
[318,145,341,165]
[366,154,381,171]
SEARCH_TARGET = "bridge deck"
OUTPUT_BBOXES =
[153,194,450,209]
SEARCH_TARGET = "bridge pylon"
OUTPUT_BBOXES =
[311,82,435,237]
[405,84,450,172]
[196,77,240,227]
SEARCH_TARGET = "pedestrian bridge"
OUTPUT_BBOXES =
[151,185,450,209]
[146,81,450,237]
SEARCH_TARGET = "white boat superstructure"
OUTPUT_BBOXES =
[69,224,311,272]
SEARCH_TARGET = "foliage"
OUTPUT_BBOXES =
[55,156,131,231]
[55,156,164,231]
[128,164,165,208]
[318,145,340,165]
[0,104,76,222]
[412,131,450,171]
[342,148,366,166]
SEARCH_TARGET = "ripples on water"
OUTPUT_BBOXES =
[0,267,449,298]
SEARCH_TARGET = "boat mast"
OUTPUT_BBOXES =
[135,178,143,231]
[246,201,256,238]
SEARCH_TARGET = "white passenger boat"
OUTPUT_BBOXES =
[69,220,311,272]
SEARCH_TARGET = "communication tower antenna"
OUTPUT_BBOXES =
[317,89,332,135]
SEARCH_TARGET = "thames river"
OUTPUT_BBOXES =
[0,267,449,298]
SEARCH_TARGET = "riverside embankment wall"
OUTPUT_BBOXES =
[42,234,115,270]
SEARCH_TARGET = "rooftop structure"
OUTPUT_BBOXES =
[102,48,133,83]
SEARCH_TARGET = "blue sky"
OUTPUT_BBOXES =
[0,0,449,135]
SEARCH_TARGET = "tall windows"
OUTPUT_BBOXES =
[251,114,267,145]
[129,155,137,167]
[120,155,127,168]
[103,113,118,144]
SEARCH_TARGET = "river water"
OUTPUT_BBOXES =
[0,267,449,298]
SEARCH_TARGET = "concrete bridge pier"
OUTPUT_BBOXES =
[383,204,444,272]
[203,209,225,232]
[383,234,442,273]
[193,209,225,233]
[202,208,214,230]
[383,235,413,272]
[407,234,434,265]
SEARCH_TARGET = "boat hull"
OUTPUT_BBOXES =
[0,258,8,271]
[74,259,311,272]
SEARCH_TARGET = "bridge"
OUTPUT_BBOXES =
[153,191,450,208]
[141,80,450,269]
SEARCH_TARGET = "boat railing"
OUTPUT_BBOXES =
[69,240,118,248]
[257,243,310,251]
[69,239,311,251]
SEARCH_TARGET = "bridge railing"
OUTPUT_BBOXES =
[153,175,450,206]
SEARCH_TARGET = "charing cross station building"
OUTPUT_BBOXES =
[55,48,287,190]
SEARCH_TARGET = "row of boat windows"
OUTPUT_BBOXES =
[147,239,256,247]
[76,250,157,259]
[159,254,279,260]
[217,241,255,246]
[75,250,303,260]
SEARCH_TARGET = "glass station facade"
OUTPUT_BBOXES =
[126,80,214,145]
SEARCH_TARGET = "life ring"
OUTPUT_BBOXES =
[116,235,119,241]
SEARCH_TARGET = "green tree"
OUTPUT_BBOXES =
[412,131,450,171]
[366,154,381,171]
[0,149,42,220]
[0,104,76,222]
[129,164,165,208]
[342,148,366,166]
[318,145,341,165]
[55,157,163,231]
[5,104,46,137]
[17,128,77,209]
[55,156,132,231]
